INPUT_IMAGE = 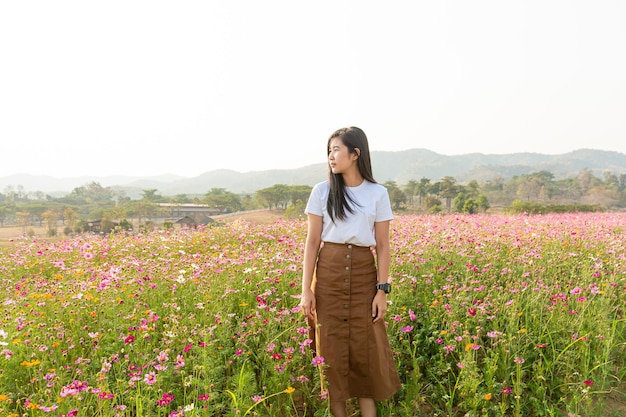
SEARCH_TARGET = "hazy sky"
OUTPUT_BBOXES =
[1,1,625,178]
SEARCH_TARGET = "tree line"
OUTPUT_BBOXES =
[1,168,625,236]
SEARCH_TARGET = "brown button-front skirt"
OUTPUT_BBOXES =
[311,242,401,402]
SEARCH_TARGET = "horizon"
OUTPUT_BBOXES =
[1,146,624,180]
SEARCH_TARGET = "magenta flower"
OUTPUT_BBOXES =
[401,325,414,333]
[157,393,175,407]
[312,355,325,367]
[98,391,115,399]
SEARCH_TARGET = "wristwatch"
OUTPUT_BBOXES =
[376,283,391,294]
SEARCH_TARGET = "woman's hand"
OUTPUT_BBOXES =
[372,291,387,323]
[300,288,316,321]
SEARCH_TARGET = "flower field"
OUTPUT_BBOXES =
[1,213,625,417]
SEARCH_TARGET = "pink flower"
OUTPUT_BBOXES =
[401,325,414,333]
[467,308,477,317]
[124,335,135,344]
[175,354,185,369]
[443,345,455,355]
[502,387,512,395]
[156,393,175,406]
[312,355,325,367]
[583,380,594,386]
[98,391,115,399]
[157,350,169,363]
[144,372,157,385]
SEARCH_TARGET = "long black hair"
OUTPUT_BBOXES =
[326,126,377,222]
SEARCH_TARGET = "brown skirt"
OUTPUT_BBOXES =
[311,242,401,402]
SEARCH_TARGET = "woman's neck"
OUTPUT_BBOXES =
[342,171,364,187]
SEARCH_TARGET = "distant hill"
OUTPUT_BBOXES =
[2,149,625,196]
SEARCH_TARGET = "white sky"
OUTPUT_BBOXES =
[1,1,625,178]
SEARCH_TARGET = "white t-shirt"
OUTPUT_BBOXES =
[304,180,393,247]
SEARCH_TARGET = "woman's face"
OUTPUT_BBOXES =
[328,137,358,175]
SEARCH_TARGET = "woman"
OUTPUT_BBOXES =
[300,126,401,417]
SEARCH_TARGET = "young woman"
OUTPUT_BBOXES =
[300,127,401,417]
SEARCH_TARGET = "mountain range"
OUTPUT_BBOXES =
[2,148,625,198]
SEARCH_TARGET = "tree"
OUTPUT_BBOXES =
[422,196,441,212]
[453,192,466,213]
[466,180,480,198]
[604,172,619,190]
[66,182,113,203]
[517,176,542,201]
[578,169,599,195]
[462,198,478,214]
[16,211,30,234]
[203,188,242,213]
[63,207,78,233]
[415,178,432,209]
[0,205,10,227]
[3,186,16,203]
[477,195,490,212]
[256,184,291,210]
[142,189,163,202]
[437,176,458,211]
[404,180,418,205]
[383,181,399,192]
[42,209,58,236]
[389,189,407,210]
[173,194,191,204]
[288,185,313,206]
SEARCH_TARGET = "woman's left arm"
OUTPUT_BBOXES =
[372,220,391,323]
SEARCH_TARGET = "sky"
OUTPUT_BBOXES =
[1,1,625,178]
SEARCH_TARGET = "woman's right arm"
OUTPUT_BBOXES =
[301,213,322,321]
